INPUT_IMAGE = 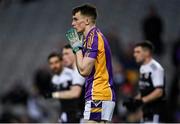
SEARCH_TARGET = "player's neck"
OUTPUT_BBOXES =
[143,57,153,65]
[84,24,96,38]
[72,62,76,69]
[56,67,64,75]
[68,62,76,70]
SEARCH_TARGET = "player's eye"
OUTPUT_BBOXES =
[73,18,78,21]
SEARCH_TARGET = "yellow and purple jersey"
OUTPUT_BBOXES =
[82,27,116,101]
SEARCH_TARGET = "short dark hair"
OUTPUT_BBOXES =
[135,41,154,53]
[72,4,97,23]
[63,44,72,49]
[47,52,62,61]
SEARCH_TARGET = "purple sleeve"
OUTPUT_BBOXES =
[85,32,98,59]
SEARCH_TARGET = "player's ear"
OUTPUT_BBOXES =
[85,18,90,25]
[144,50,149,57]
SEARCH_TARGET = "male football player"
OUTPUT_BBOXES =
[66,4,116,123]
[52,44,85,122]
[48,52,84,123]
[124,41,166,123]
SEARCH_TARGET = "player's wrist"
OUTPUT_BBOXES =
[141,97,146,103]
[52,92,60,98]
[73,46,82,53]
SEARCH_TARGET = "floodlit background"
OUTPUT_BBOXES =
[0,0,180,122]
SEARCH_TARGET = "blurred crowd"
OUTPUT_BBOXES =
[0,0,37,7]
[0,2,180,123]
[0,68,60,122]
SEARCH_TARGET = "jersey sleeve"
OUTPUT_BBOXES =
[51,75,60,85]
[85,31,98,59]
[152,68,164,87]
[72,67,85,86]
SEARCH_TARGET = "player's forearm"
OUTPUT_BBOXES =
[142,88,163,103]
[75,50,90,76]
[75,50,83,69]
[135,93,141,100]
[52,91,80,99]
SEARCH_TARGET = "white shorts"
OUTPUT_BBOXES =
[83,100,115,121]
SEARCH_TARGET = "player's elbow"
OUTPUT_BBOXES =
[80,72,89,77]
[72,92,81,98]
[71,86,82,98]
[79,69,90,77]
[156,88,163,98]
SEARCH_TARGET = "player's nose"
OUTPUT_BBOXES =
[71,21,75,27]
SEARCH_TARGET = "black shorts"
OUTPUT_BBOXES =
[143,104,166,122]
[143,113,163,123]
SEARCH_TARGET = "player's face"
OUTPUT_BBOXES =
[62,48,75,68]
[134,47,145,64]
[72,11,87,33]
[48,56,62,74]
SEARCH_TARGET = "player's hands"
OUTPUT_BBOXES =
[133,99,143,107]
[65,28,83,53]
[123,98,134,111]
[52,92,59,98]
[123,98,143,112]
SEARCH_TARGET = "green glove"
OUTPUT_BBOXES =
[65,28,83,53]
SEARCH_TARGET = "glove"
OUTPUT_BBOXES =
[43,83,56,99]
[65,28,83,53]
[133,99,143,107]
[123,98,134,111]
[123,98,143,112]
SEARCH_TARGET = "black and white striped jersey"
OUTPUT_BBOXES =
[51,67,85,112]
[139,59,165,97]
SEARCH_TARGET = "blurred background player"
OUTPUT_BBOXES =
[142,5,164,55]
[66,4,116,123]
[62,44,85,122]
[124,41,166,123]
[47,52,84,123]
